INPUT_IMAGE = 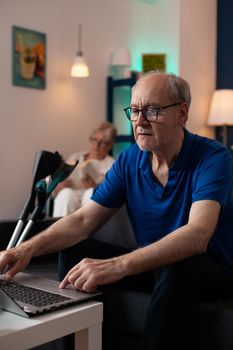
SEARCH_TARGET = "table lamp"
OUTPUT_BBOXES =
[207,89,233,145]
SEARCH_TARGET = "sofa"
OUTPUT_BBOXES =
[0,207,233,350]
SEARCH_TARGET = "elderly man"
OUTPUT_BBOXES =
[1,72,233,350]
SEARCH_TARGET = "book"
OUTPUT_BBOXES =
[75,159,105,185]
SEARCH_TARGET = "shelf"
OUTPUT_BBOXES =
[106,73,137,156]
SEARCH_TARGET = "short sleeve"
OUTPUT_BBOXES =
[91,157,125,208]
[192,147,233,207]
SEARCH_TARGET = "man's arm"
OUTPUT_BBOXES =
[0,201,116,280]
[60,199,220,292]
[122,199,220,274]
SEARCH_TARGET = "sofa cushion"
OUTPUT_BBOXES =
[93,205,138,249]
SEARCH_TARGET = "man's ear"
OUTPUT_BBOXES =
[178,103,189,126]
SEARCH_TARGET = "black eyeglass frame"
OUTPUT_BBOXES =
[123,102,182,122]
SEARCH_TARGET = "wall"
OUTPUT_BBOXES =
[0,0,216,219]
[179,0,217,137]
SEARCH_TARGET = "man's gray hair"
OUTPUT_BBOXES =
[168,73,191,107]
[134,71,192,107]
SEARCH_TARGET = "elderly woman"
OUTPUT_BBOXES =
[53,121,117,217]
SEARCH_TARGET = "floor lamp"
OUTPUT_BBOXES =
[207,89,233,146]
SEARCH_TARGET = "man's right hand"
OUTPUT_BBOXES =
[0,242,33,281]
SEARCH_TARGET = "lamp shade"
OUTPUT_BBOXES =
[70,54,90,77]
[70,25,90,78]
[110,48,131,67]
[207,89,233,126]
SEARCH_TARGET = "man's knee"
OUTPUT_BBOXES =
[153,256,201,299]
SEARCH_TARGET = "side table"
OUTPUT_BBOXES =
[0,300,103,350]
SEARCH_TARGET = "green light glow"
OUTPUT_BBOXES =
[113,86,132,135]
[131,52,179,75]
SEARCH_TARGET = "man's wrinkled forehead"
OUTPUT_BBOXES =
[131,74,171,105]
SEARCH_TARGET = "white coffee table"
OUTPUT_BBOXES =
[0,300,103,350]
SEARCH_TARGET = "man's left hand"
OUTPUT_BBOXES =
[59,256,126,292]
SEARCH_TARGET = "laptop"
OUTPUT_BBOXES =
[0,272,101,318]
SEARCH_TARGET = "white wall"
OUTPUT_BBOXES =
[0,0,216,219]
[179,0,217,137]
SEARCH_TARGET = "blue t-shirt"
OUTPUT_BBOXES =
[92,129,233,273]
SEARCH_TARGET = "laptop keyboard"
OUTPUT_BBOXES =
[0,280,70,307]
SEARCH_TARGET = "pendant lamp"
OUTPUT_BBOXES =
[70,25,90,78]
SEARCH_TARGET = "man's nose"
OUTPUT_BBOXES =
[137,111,148,124]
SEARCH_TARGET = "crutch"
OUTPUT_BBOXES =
[6,150,78,249]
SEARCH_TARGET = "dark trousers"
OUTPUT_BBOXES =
[58,239,233,350]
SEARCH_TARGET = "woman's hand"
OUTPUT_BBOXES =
[80,174,96,189]
[54,178,74,195]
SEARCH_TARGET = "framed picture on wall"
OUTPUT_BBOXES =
[12,26,46,89]
[142,54,166,73]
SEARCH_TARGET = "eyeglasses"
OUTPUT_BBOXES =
[90,137,111,146]
[124,103,182,122]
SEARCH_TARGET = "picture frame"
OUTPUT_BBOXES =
[12,26,46,89]
[142,54,166,73]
